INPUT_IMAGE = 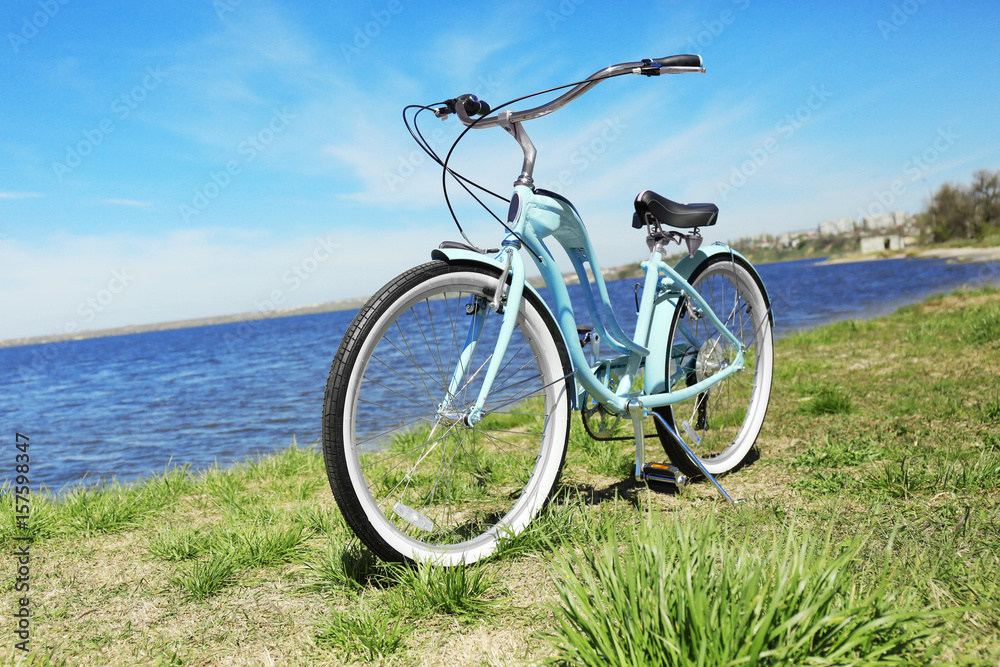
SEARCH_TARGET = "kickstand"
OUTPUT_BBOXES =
[648,411,738,504]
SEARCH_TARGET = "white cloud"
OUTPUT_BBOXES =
[0,224,456,341]
[0,192,43,199]
[103,198,151,207]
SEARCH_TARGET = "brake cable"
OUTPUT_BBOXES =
[421,69,633,256]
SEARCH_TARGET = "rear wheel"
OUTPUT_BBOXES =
[322,261,572,565]
[653,255,773,478]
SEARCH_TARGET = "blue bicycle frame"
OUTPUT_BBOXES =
[439,184,746,424]
[428,56,769,499]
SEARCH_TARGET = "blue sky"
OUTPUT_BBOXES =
[1,0,998,340]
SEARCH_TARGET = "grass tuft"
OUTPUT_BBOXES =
[390,559,508,618]
[799,384,854,415]
[60,478,177,535]
[168,554,237,601]
[963,304,1000,345]
[869,457,923,499]
[202,465,244,506]
[0,486,61,540]
[296,504,344,537]
[547,514,944,666]
[304,542,390,593]
[792,432,883,468]
[493,492,586,559]
[222,523,306,569]
[147,525,214,561]
[315,607,411,661]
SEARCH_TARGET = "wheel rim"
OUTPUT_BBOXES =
[666,260,772,472]
[342,271,569,563]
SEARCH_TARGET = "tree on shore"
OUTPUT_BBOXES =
[923,168,1000,242]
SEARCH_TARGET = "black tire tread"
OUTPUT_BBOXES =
[653,255,772,478]
[321,260,571,563]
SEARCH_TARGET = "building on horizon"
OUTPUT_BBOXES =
[863,211,905,230]
[860,234,905,253]
[817,217,855,236]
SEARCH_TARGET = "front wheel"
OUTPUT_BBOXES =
[322,261,572,565]
[653,254,773,478]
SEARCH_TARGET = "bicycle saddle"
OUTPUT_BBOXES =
[633,190,718,229]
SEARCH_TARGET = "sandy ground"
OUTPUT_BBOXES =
[913,246,1000,262]
[820,245,1000,266]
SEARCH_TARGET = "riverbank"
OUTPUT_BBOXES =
[819,245,1000,266]
[3,286,998,665]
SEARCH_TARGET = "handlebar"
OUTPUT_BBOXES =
[429,55,706,191]
[437,55,704,128]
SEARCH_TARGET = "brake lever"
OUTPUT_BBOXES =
[433,100,456,119]
[634,59,662,76]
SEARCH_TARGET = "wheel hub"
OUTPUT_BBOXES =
[436,407,474,430]
[695,337,730,388]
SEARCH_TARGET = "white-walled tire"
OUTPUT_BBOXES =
[654,255,773,477]
[322,261,572,565]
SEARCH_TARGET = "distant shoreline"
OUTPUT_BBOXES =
[4,245,997,350]
[816,246,1000,266]
[0,296,370,350]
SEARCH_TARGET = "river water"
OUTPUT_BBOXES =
[2,255,997,490]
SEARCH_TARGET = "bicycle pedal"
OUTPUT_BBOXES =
[641,463,686,492]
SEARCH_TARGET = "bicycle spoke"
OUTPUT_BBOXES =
[326,265,570,561]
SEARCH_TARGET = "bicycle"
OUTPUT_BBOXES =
[322,55,774,565]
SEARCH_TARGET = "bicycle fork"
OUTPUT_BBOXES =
[441,244,525,427]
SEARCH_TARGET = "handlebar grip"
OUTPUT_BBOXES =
[462,95,491,116]
[654,54,703,68]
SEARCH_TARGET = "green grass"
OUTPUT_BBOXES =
[492,490,590,559]
[167,554,237,601]
[304,541,390,593]
[792,431,883,468]
[222,523,306,568]
[295,504,344,537]
[2,287,999,665]
[388,559,508,618]
[547,514,946,666]
[147,525,214,561]
[569,427,633,477]
[1,467,193,540]
[799,384,854,415]
[315,607,412,662]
